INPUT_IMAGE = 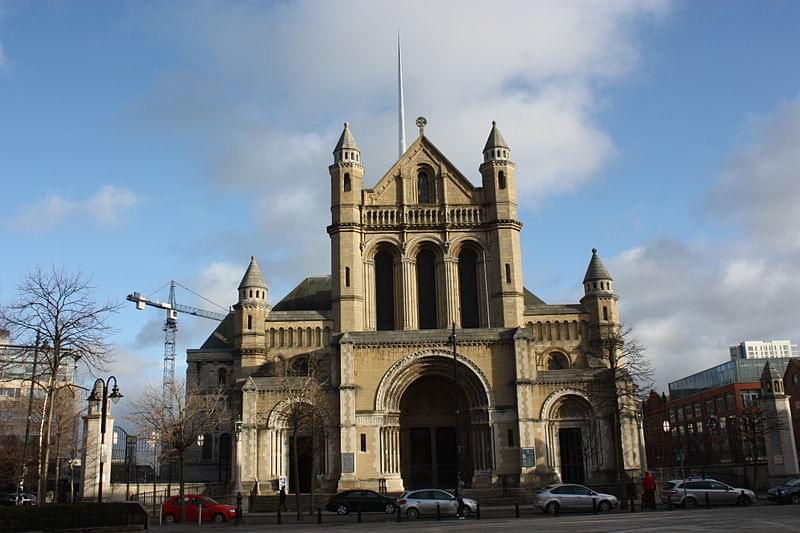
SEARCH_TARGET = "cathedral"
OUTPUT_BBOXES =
[187,119,644,494]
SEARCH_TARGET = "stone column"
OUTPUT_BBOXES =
[337,336,359,489]
[443,254,460,327]
[80,400,113,501]
[401,256,417,330]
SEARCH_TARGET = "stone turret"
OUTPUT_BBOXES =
[233,256,269,375]
[580,248,619,327]
[759,360,800,483]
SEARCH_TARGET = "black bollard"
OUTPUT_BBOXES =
[667,496,673,511]
[630,498,635,513]
[476,503,481,520]
[436,502,441,520]
[357,506,362,523]
[396,503,401,522]
[236,492,243,525]
[705,493,710,509]
[317,507,322,524]
[515,501,520,518]
[277,506,282,525]
[592,498,598,514]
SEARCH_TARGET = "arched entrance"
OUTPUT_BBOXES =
[376,351,494,490]
[543,392,598,485]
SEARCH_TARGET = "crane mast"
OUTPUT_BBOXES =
[127,281,228,412]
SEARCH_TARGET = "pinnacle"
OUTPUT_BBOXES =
[583,248,612,283]
[239,256,266,290]
[334,122,360,152]
[483,120,509,151]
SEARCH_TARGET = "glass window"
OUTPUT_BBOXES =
[726,392,735,411]
[715,397,724,413]
[705,399,713,414]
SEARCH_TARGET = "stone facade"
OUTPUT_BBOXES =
[186,121,642,494]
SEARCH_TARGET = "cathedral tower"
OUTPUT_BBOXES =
[233,256,269,375]
[329,123,365,332]
[480,122,524,326]
[580,248,620,330]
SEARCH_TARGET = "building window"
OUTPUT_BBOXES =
[507,428,514,447]
[202,433,213,461]
[375,250,396,331]
[505,263,511,283]
[547,352,569,370]
[416,249,438,329]
[345,267,350,287]
[218,368,227,386]
[715,396,724,413]
[458,249,480,328]
[417,171,431,203]
[603,306,608,321]
[498,171,506,190]
[249,289,253,298]
[360,433,367,452]
[705,399,713,415]
[292,357,309,376]
[343,173,351,192]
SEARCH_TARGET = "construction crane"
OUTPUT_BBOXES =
[127,281,229,409]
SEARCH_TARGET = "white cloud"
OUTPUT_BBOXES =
[8,185,141,232]
[612,98,800,388]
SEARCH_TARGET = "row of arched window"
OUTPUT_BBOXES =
[267,326,331,348]
[374,246,482,330]
[526,320,588,342]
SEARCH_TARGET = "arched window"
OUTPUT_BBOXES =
[416,249,438,329]
[458,249,480,328]
[375,250,396,330]
[498,171,506,190]
[218,367,227,386]
[505,263,512,283]
[345,267,350,287]
[247,314,252,330]
[249,289,253,298]
[343,173,351,192]
[417,171,431,203]
[548,352,569,370]
[603,306,608,321]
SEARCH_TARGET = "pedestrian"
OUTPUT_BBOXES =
[279,486,288,512]
[456,478,466,519]
[642,471,657,510]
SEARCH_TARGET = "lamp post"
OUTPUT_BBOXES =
[233,418,243,495]
[87,376,123,503]
[149,431,159,518]
[448,323,462,498]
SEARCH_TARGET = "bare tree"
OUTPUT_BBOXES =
[0,266,120,501]
[577,324,653,504]
[270,354,332,520]
[129,379,230,523]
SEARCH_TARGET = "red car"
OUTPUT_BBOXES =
[161,494,237,524]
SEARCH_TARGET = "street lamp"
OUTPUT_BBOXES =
[148,431,159,518]
[233,418,243,495]
[197,434,205,448]
[662,420,687,501]
[448,323,462,499]
[87,376,123,503]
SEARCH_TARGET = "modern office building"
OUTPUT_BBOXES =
[729,340,799,361]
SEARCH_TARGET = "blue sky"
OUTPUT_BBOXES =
[2,0,799,401]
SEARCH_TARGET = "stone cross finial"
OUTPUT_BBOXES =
[416,116,427,136]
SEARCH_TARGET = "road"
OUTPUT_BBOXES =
[150,502,799,532]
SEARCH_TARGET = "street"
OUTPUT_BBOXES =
[150,502,800,532]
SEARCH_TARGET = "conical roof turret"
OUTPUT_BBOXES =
[334,122,360,152]
[483,121,509,151]
[761,360,782,382]
[583,248,612,283]
[238,256,266,290]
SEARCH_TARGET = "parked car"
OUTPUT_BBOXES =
[0,494,16,506]
[534,484,619,514]
[0,493,37,506]
[161,494,237,524]
[397,489,478,520]
[766,477,800,504]
[660,478,755,508]
[324,490,396,515]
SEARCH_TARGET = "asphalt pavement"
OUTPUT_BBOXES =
[148,501,800,532]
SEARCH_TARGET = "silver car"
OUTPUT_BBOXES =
[534,484,619,514]
[397,489,478,520]
[660,478,755,508]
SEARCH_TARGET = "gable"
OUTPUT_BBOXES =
[365,135,482,206]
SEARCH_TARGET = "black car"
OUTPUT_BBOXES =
[325,490,396,515]
[766,477,800,504]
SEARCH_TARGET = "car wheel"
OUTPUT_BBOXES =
[790,493,800,505]
[163,513,176,524]
[336,504,349,515]
[684,497,697,509]
[545,501,560,515]
[737,495,751,507]
[384,503,396,514]
[213,513,225,524]
[598,500,612,513]
[406,507,420,520]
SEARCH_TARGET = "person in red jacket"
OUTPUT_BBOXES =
[642,472,657,510]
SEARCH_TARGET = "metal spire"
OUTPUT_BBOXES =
[398,33,407,157]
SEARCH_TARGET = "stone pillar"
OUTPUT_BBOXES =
[80,399,113,501]
[364,259,375,330]
[512,330,538,485]
[337,336,359,489]
[443,254,459,327]
[379,420,403,492]
[762,395,800,483]
[401,256,417,330]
